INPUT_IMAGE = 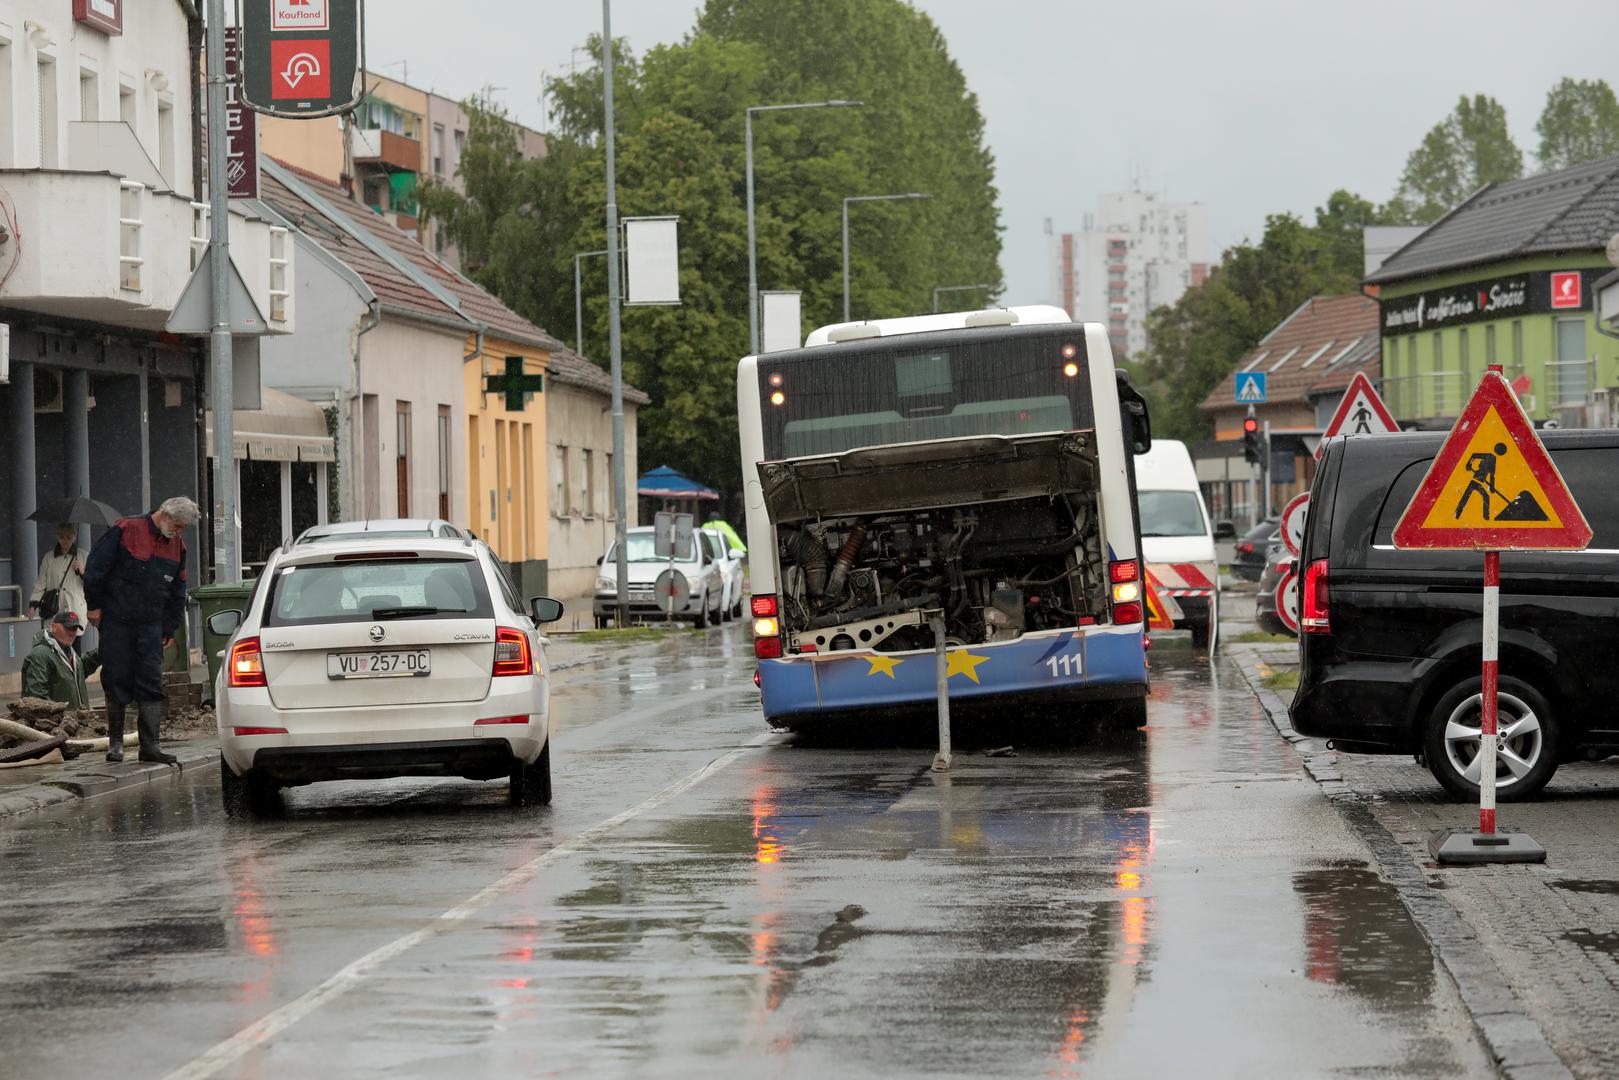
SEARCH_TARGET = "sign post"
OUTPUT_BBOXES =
[1392,366,1590,864]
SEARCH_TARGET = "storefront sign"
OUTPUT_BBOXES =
[74,0,122,35]
[224,29,259,199]
[1381,269,1608,336]
[240,0,364,118]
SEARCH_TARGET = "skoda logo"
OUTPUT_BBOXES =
[368,625,386,643]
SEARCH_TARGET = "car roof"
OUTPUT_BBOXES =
[300,518,455,535]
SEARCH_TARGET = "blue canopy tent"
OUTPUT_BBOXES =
[637,466,721,524]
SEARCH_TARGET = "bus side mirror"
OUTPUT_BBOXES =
[1126,399,1152,454]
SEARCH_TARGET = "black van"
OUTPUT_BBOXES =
[1291,429,1619,800]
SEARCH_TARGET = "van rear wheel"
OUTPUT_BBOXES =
[1422,676,1559,802]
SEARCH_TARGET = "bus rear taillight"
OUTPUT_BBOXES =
[753,594,783,659]
[751,594,778,618]
[1110,561,1143,626]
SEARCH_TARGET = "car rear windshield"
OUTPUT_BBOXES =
[1138,491,1207,538]
[608,534,696,563]
[263,557,494,626]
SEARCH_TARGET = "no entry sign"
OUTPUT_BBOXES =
[238,0,365,118]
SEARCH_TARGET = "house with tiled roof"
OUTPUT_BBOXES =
[1365,154,1619,427]
[1196,294,1382,525]
[252,157,647,595]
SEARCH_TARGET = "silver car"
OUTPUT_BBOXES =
[593,526,725,628]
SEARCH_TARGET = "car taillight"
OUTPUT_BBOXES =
[493,627,533,676]
[1302,559,1330,634]
[751,594,778,618]
[228,637,267,688]
[1238,543,1254,554]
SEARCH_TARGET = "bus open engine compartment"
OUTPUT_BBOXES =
[774,493,1107,653]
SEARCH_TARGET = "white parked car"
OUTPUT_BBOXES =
[211,537,564,816]
[592,526,725,628]
[702,526,747,621]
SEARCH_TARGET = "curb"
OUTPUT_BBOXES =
[1227,645,1573,1080]
[0,744,219,823]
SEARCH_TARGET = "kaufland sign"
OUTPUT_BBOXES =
[273,0,330,31]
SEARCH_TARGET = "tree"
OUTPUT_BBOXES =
[1134,214,1359,442]
[1536,78,1619,170]
[1390,95,1523,223]
[1313,189,1396,280]
[423,1,1005,502]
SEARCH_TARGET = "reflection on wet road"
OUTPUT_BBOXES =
[0,631,1490,1078]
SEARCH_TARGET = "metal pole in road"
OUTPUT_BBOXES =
[744,100,864,354]
[602,0,628,625]
[932,283,995,313]
[206,0,239,582]
[842,193,931,322]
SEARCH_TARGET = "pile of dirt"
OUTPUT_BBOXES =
[5,698,104,742]
[163,701,217,738]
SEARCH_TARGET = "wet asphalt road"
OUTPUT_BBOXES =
[1,627,1493,1079]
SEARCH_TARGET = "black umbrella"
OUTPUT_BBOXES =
[28,496,125,527]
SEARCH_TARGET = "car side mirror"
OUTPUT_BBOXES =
[207,609,242,637]
[596,554,604,565]
[1214,520,1237,540]
[530,596,564,624]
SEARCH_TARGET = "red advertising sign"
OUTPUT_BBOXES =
[1392,371,1590,552]
[1550,271,1582,310]
[223,29,260,200]
[270,39,332,101]
[73,0,123,35]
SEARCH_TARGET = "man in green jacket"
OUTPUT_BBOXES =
[21,611,101,710]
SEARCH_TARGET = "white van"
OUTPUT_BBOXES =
[1134,439,1219,649]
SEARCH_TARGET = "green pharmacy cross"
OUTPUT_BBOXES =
[485,357,545,411]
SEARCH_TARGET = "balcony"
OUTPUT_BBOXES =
[354,128,423,174]
[0,169,293,335]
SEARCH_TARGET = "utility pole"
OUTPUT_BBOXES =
[602,1,628,625]
[205,0,239,581]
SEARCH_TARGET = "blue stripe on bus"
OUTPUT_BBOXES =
[758,627,1147,720]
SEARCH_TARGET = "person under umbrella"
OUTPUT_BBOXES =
[27,524,88,653]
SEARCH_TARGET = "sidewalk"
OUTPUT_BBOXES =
[1230,640,1618,1080]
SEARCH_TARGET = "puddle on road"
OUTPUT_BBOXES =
[1562,930,1619,958]
[1550,879,1619,896]
[1293,862,1435,1010]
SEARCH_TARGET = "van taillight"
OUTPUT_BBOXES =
[493,627,533,676]
[228,637,267,688]
[1302,559,1330,634]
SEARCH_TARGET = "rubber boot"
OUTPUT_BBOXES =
[105,701,126,763]
[136,701,178,766]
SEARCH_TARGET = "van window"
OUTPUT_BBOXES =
[1371,447,1619,550]
[1138,491,1207,538]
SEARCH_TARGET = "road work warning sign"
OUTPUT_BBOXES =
[1393,371,1590,551]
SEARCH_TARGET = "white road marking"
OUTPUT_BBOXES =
[163,730,777,1080]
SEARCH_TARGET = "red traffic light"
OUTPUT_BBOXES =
[1243,417,1259,434]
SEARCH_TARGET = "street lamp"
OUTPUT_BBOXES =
[745,100,864,355]
[932,283,995,313]
[842,193,932,322]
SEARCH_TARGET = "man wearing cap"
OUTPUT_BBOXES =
[21,612,101,710]
[85,496,201,765]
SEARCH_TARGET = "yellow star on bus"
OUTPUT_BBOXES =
[946,650,990,684]
[864,654,903,678]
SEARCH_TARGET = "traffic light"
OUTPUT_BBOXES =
[1242,411,1261,465]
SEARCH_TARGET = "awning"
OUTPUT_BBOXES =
[207,387,336,463]
[638,465,720,500]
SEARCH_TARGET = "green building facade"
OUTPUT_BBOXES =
[1367,157,1619,427]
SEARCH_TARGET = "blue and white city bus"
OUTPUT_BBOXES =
[736,306,1153,728]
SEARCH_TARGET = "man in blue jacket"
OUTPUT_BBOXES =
[85,496,200,764]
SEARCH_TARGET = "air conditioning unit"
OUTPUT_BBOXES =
[35,368,63,413]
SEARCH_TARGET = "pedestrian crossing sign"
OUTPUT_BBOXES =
[1235,372,1267,403]
[1316,371,1399,459]
[1392,371,1590,551]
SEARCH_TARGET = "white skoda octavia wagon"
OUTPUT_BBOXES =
[210,537,563,816]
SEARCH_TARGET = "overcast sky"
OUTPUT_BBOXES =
[367,1,1618,306]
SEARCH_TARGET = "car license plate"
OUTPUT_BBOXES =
[629,591,653,602]
[327,650,431,679]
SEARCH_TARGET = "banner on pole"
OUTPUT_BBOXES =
[624,217,681,306]
[761,291,802,353]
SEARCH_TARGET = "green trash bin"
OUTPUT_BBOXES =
[191,581,255,694]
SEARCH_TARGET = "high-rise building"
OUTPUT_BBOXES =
[1051,189,1209,358]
